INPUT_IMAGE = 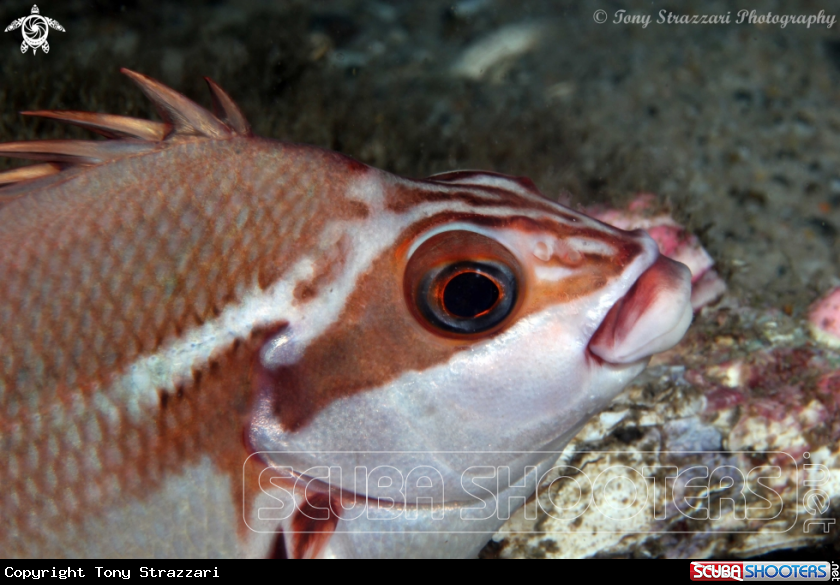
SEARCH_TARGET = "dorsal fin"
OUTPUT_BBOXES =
[120,68,233,139]
[204,77,251,135]
[0,139,156,165]
[21,110,169,141]
[0,70,250,191]
[0,162,61,185]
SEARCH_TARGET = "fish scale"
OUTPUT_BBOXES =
[0,69,693,558]
[2,140,336,555]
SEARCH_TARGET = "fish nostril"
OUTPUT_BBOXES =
[532,240,552,262]
[531,237,583,265]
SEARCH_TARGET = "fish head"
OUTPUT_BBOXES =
[0,69,693,559]
[247,168,692,527]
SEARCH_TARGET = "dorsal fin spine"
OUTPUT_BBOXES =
[204,77,251,136]
[0,162,61,185]
[0,139,156,165]
[119,68,233,139]
[21,110,170,141]
[0,70,250,189]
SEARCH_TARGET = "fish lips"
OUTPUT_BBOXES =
[589,254,693,364]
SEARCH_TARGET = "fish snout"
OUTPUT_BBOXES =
[589,254,693,364]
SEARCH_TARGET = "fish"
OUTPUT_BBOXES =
[0,69,693,558]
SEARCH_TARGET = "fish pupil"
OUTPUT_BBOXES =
[404,231,520,336]
[443,271,499,318]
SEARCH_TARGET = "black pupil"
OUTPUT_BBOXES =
[442,272,500,318]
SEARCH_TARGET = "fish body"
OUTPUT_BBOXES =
[0,71,693,558]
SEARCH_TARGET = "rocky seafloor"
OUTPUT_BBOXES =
[493,300,840,558]
[1,0,839,559]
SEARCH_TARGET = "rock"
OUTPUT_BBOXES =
[809,287,840,349]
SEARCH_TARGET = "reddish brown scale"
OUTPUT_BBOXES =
[0,133,383,555]
[293,234,354,303]
[4,330,258,556]
[0,138,378,396]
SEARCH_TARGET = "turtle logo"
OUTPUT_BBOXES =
[5,5,65,54]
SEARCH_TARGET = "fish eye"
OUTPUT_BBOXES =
[404,230,521,336]
[419,261,516,333]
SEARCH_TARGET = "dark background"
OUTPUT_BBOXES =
[2,0,839,558]
[2,0,839,312]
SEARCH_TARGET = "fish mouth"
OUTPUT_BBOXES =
[588,254,693,365]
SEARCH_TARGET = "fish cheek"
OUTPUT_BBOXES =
[253,248,463,433]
